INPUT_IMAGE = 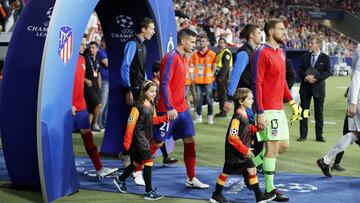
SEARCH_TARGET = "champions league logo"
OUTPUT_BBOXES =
[225,178,249,194]
[46,7,53,20]
[224,178,317,194]
[111,14,134,42]
[276,183,317,193]
[116,15,134,28]
[75,161,121,178]
[128,115,134,123]
[26,6,53,37]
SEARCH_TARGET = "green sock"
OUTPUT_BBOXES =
[263,157,276,193]
[252,148,265,167]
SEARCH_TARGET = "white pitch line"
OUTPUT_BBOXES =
[310,120,336,125]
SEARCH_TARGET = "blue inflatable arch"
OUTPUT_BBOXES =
[0,0,176,202]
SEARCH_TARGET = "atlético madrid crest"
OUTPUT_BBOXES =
[59,26,73,64]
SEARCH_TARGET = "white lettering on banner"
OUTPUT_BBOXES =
[26,6,53,37]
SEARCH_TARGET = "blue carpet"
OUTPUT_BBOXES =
[1,151,359,202]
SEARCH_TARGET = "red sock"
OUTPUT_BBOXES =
[184,142,196,179]
[81,131,102,171]
[150,143,158,155]
[134,162,144,172]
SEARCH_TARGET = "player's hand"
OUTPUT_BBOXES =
[246,149,255,159]
[347,103,357,118]
[125,92,134,106]
[256,113,268,129]
[167,109,178,120]
[85,79,93,87]
[71,106,76,116]
[289,100,303,125]
[223,101,232,113]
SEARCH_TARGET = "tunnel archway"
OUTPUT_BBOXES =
[0,0,176,202]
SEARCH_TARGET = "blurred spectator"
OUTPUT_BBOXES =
[174,0,357,55]
[85,12,99,44]
[4,0,21,32]
[0,2,6,31]
[96,37,109,130]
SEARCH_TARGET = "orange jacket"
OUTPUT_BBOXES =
[185,56,192,85]
[192,49,216,84]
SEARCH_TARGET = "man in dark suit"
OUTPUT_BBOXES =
[298,34,330,142]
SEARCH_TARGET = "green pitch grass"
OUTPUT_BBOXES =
[1,76,359,203]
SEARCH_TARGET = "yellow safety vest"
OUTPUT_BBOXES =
[216,48,233,68]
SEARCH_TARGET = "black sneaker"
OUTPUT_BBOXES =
[355,139,360,147]
[113,178,127,193]
[266,189,289,202]
[163,157,178,165]
[209,192,230,203]
[144,189,163,201]
[317,158,332,177]
[331,164,346,171]
[257,192,276,203]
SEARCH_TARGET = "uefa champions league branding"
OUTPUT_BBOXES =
[26,6,53,37]
[166,35,174,53]
[224,177,317,194]
[276,183,318,193]
[111,14,134,42]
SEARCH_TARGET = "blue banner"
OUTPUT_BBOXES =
[305,8,344,20]
[98,0,177,156]
[38,0,98,202]
[0,0,55,189]
[1,0,177,201]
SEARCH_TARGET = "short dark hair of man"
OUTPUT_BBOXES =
[240,24,260,40]
[264,19,282,38]
[137,17,154,33]
[177,28,197,43]
[152,60,160,73]
[218,37,227,44]
[89,41,99,47]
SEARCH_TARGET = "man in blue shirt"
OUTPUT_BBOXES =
[96,37,109,129]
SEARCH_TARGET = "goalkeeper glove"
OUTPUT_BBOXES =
[289,100,303,125]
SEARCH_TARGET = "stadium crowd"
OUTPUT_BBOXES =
[173,0,357,56]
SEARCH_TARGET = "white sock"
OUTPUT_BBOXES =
[323,132,358,164]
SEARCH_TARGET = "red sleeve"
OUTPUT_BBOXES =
[227,119,249,155]
[252,51,266,114]
[283,79,292,102]
[123,107,139,151]
[161,54,176,111]
[153,110,168,125]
